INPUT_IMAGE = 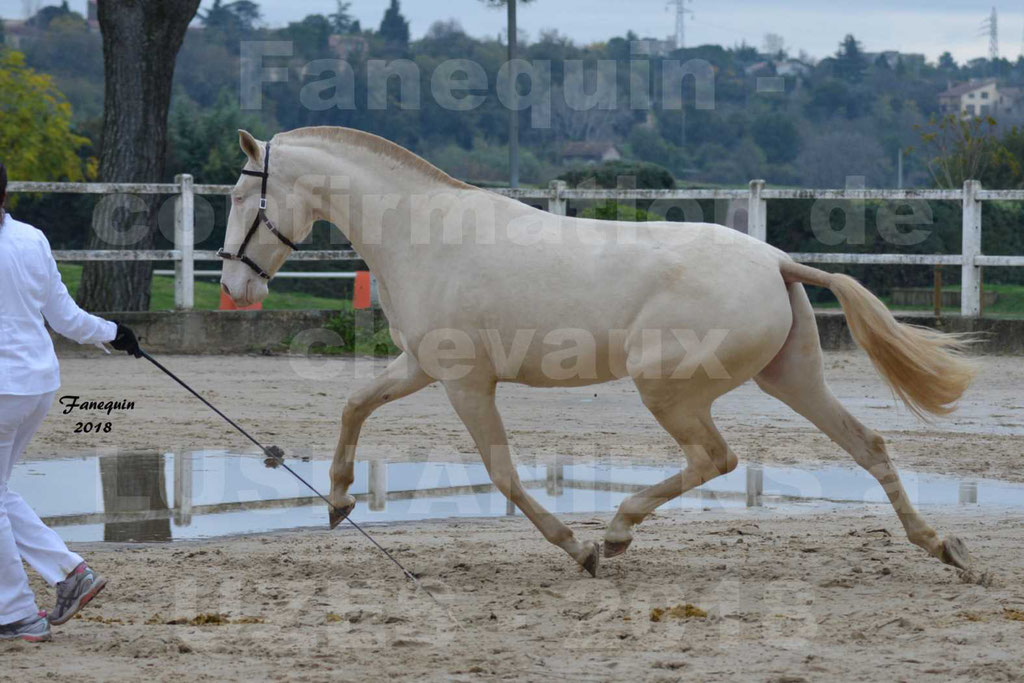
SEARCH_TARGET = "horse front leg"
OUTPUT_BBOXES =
[328,351,434,528]
[443,378,601,576]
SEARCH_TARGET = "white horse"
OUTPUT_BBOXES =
[220,127,976,577]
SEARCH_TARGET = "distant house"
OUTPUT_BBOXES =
[938,79,1007,118]
[1000,86,1024,117]
[329,34,368,59]
[1,20,30,48]
[744,61,773,77]
[774,59,812,78]
[3,1,98,48]
[561,141,622,165]
[631,36,676,57]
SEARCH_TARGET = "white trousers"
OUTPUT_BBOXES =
[0,392,83,623]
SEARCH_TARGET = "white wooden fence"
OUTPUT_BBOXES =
[11,176,1024,318]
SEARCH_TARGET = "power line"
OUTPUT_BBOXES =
[666,0,694,49]
[981,6,999,61]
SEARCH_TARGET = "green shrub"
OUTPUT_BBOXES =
[580,202,663,222]
[559,160,675,190]
[321,306,400,356]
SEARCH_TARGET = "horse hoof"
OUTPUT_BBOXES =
[580,542,600,578]
[940,535,971,569]
[328,502,355,530]
[263,445,285,469]
[603,539,632,558]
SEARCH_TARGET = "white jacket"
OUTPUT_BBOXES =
[0,216,116,395]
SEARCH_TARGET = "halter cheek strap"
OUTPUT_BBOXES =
[216,141,298,280]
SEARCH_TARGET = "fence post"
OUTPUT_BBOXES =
[173,450,193,526]
[174,173,195,310]
[368,460,387,511]
[961,179,982,318]
[747,179,766,241]
[548,179,567,216]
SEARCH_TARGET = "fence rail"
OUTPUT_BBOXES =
[11,176,1020,317]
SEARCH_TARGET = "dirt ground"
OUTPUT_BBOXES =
[3,509,1023,682]
[5,350,1024,681]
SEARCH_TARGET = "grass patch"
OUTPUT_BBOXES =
[59,264,348,311]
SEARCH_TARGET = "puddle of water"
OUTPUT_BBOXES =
[10,451,1023,543]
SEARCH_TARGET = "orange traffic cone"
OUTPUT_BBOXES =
[353,271,371,309]
[219,290,262,311]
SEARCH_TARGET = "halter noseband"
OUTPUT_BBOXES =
[216,141,298,280]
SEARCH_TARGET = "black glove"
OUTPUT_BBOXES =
[110,323,142,358]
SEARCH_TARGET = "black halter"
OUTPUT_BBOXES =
[216,141,298,280]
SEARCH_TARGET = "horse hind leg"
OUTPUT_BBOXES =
[605,382,738,558]
[755,283,970,568]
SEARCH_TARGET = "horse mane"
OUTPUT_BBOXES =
[275,126,475,191]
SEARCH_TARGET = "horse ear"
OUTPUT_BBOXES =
[238,129,261,164]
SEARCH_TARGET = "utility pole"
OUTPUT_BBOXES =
[1020,12,1024,60]
[667,0,694,49]
[507,0,519,187]
[982,6,999,61]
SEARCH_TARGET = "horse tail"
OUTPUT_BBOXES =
[779,260,977,419]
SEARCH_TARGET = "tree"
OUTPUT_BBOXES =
[76,0,201,312]
[0,50,93,183]
[378,0,409,46]
[938,51,958,72]
[201,0,260,32]
[914,114,1008,189]
[425,19,465,40]
[284,14,333,56]
[167,91,266,184]
[805,78,858,120]
[330,1,358,34]
[26,1,83,29]
[834,34,865,82]
[751,112,800,163]
[200,0,260,49]
[762,33,785,58]
[797,130,889,187]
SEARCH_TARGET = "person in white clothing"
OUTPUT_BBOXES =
[0,161,141,642]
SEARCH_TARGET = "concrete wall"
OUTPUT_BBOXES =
[53,309,1024,357]
[890,288,998,308]
[814,311,1024,354]
[53,310,339,356]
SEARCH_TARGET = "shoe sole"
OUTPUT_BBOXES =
[0,630,51,643]
[49,578,107,626]
[19,632,52,642]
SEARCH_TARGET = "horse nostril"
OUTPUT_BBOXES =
[221,283,231,296]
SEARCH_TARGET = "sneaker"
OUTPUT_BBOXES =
[0,612,52,642]
[49,563,107,626]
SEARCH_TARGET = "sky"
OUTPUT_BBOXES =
[1,0,1004,64]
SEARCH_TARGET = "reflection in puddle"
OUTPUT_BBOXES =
[100,452,171,542]
[10,451,1024,543]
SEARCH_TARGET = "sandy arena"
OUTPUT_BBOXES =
[3,350,1023,681]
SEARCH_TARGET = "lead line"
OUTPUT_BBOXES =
[139,349,463,631]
